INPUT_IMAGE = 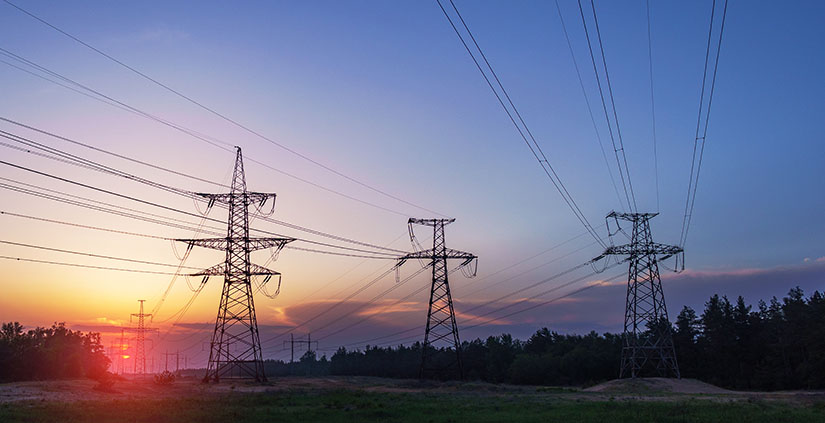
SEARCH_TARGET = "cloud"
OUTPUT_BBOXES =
[87,261,825,368]
[71,324,124,334]
[356,301,423,318]
[94,317,124,326]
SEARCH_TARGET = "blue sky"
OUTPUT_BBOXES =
[0,0,823,364]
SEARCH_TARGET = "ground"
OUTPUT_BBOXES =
[1,376,824,422]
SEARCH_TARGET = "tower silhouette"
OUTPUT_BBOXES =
[127,300,155,375]
[398,218,476,379]
[598,211,682,378]
[177,147,293,382]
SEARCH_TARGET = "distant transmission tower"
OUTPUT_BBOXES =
[398,218,476,379]
[118,328,127,375]
[596,211,682,378]
[177,147,293,382]
[127,300,156,376]
[283,333,317,363]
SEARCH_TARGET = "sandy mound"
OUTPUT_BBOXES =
[584,377,731,394]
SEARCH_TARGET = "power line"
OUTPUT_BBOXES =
[310,265,445,343]
[0,219,402,342]
[289,233,411,306]
[335,260,619,350]
[646,0,660,213]
[462,272,624,330]
[461,254,607,317]
[309,263,466,345]
[0,117,408,255]
[576,0,635,212]
[0,128,201,201]
[0,182,398,260]
[455,227,592,295]
[436,0,605,249]
[339,326,421,350]
[314,284,427,343]
[259,265,406,346]
[0,47,232,151]
[0,239,201,270]
[0,205,213,322]
[0,155,402,257]
[460,260,626,327]
[2,0,448,218]
[0,209,186,241]
[553,0,624,211]
[274,244,607,350]
[279,245,395,260]
[317,257,592,346]
[357,272,623,349]
[0,254,186,276]
[679,0,729,252]
[0,178,227,237]
[265,262,457,352]
[460,239,598,299]
[0,47,409,217]
[0,116,230,189]
[587,0,637,211]
[1,188,398,268]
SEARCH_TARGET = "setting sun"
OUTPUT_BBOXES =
[1,0,824,422]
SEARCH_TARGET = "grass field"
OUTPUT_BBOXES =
[1,377,824,422]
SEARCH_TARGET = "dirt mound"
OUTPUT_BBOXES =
[584,378,731,394]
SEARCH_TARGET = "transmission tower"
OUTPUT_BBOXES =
[177,147,294,382]
[595,211,682,378]
[283,333,318,363]
[126,300,156,376]
[397,218,476,379]
[118,328,127,375]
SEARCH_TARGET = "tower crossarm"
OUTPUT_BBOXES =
[607,211,659,220]
[175,237,294,251]
[408,217,456,227]
[602,243,683,257]
[398,248,476,261]
[397,248,476,266]
[124,326,158,333]
[188,262,281,277]
[195,192,276,205]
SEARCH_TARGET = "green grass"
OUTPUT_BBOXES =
[1,390,824,423]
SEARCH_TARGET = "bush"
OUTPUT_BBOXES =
[154,370,176,385]
[93,371,117,393]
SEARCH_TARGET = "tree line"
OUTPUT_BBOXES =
[3,286,823,390]
[268,287,825,390]
[0,322,109,382]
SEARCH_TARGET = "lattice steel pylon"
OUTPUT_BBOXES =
[177,147,293,382]
[397,218,476,379]
[596,211,682,379]
[127,300,155,375]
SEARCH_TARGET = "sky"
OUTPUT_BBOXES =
[0,0,823,370]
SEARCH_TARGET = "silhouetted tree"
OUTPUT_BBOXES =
[0,322,109,382]
[262,286,825,391]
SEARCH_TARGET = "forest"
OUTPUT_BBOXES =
[269,287,825,390]
[2,287,824,391]
[0,322,109,382]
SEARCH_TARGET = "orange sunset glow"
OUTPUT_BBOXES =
[1,1,824,421]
